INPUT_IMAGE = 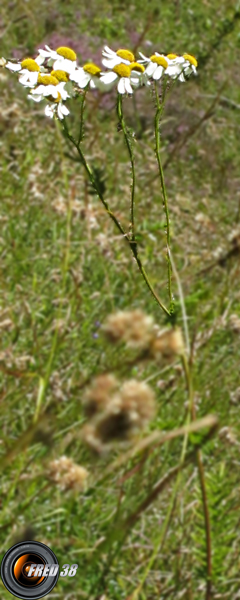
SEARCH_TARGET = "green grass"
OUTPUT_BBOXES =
[1,0,240,598]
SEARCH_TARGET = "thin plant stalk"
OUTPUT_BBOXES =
[62,118,171,318]
[154,81,173,307]
[117,93,136,241]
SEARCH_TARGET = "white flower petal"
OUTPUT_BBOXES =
[152,65,164,80]
[102,46,116,59]
[45,104,54,118]
[6,61,21,72]
[70,68,90,87]
[28,93,43,102]
[53,58,76,74]
[145,62,157,77]
[58,103,69,118]
[125,77,133,94]
[19,71,39,87]
[117,77,126,94]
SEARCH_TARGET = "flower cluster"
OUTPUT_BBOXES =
[82,374,156,452]
[5,44,198,119]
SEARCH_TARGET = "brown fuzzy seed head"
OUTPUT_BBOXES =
[103,309,155,349]
[150,327,184,361]
[83,374,119,418]
[48,456,88,492]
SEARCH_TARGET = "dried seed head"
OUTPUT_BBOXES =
[83,374,119,418]
[82,378,155,451]
[150,327,185,361]
[103,309,155,349]
[228,314,240,334]
[48,456,88,492]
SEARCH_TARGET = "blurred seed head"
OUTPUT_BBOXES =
[102,309,155,349]
[150,327,184,362]
[48,456,89,492]
[82,377,155,452]
[83,373,119,418]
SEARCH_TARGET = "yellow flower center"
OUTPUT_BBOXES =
[51,69,69,82]
[48,92,61,103]
[113,63,131,78]
[183,53,198,67]
[21,58,40,72]
[56,46,77,61]
[83,63,101,76]
[150,55,168,69]
[129,62,145,73]
[37,74,59,86]
[116,49,135,62]
[167,54,178,59]
[54,92,61,103]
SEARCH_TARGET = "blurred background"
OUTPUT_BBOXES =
[1,1,240,598]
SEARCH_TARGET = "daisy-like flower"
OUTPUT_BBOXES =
[37,45,77,75]
[102,46,135,69]
[129,62,149,88]
[138,52,169,81]
[5,57,44,87]
[45,98,70,120]
[165,53,198,82]
[50,69,75,97]
[99,63,136,94]
[70,62,104,90]
[182,53,198,78]
[28,74,69,101]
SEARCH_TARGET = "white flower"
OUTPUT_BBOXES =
[99,63,134,94]
[138,52,170,80]
[164,54,188,81]
[37,45,77,74]
[102,46,135,69]
[129,62,150,88]
[6,57,44,87]
[70,62,103,90]
[181,53,198,78]
[29,75,69,101]
[52,57,77,76]
[45,102,69,120]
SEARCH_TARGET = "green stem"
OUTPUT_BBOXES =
[77,89,87,145]
[182,353,212,599]
[62,119,171,318]
[117,93,136,240]
[154,81,173,307]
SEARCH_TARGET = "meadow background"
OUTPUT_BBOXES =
[1,0,240,598]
